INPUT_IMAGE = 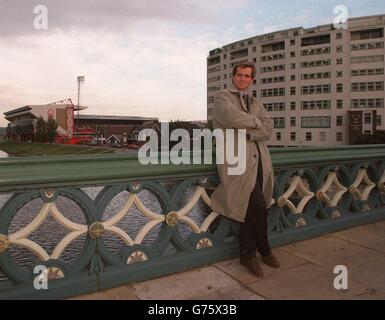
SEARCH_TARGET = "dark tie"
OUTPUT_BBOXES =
[242,93,249,112]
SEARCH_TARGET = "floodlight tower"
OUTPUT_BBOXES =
[76,76,85,137]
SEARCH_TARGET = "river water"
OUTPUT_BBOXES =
[0,184,211,281]
[0,150,8,158]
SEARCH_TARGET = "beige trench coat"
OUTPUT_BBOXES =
[210,88,274,223]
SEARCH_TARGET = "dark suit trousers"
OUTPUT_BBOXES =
[239,156,271,259]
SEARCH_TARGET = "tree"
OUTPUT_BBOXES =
[15,124,21,143]
[35,116,46,143]
[46,117,58,144]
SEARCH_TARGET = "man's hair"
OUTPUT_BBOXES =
[232,61,256,79]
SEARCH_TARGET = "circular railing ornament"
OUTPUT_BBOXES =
[316,191,324,200]
[88,222,105,239]
[166,211,179,227]
[0,235,10,253]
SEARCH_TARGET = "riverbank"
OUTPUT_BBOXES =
[0,141,115,156]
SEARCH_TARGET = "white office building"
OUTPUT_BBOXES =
[207,14,385,146]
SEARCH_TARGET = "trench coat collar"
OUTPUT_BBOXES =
[227,85,255,112]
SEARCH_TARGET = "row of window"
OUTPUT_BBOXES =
[211,79,385,96]
[275,131,343,142]
[207,66,221,74]
[264,100,344,111]
[207,76,220,83]
[302,84,331,94]
[207,85,221,92]
[301,46,330,56]
[261,76,285,84]
[261,88,285,97]
[301,72,331,80]
[351,81,384,92]
[260,52,285,62]
[263,102,285,111]
[351,55,384,64]
[351,68,384,76]
[301,100,331,110]
[351,41,384,51]
[260,64,285,73]
[301,59,330,68]
[351,98,384,108]
[271,116,346,129]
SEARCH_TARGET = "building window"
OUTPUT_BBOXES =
[207,96,214,103]
[290,87,296,95]
[273,117,285,128]
[290,39,295,45]
[376,115,382,126]
[301,116,331,128]
[252,90,257,98]
[290,51,295,57]
[252,46,256,52]
[290,117,296,127]
[336,45,342,52]
[336,32,342,39]
[336,116,343,126]
[301,100,330,110]
[337,100,343,109]
[306,132,312,141]
[336,132,343,141]
[290,63,296,69]
[336,58,343,65]
[336,83,343,92]
[364,113,371,124]
[276,132,282,141]
[263,102,285,111]
[351,81,384,92]
[320,132,326,141]
[336,71,342,77]
[261,88,285,97]
[224,54,227,59]
[351,98,384,108]
[290,74,296,81]
[291,132,296,141]
[290,102,296,110]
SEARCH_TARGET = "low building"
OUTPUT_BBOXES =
[3,101,158,145]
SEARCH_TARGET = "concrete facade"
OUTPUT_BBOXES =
[207,14,385,146]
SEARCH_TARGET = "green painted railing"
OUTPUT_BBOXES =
[0,145,384,299]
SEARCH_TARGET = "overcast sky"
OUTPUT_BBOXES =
[1,0,384,126]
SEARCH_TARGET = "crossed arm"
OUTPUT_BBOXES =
[213,91,273,142]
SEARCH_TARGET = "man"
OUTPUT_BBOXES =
[210,61,280,277]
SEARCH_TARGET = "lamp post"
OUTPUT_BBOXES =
[77,76,85,138]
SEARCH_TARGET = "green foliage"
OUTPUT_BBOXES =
[35,116,46,143]
[46,117,58,144]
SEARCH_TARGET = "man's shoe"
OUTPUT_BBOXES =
[262,254,280,268]
[240,258,264,277]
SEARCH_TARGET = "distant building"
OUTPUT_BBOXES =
[0,127,7,141]
[207,14,385,146]
[3,101,158,145]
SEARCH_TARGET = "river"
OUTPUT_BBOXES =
[0,184,211,281]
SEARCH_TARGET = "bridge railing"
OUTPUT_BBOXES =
[0,145,384,299]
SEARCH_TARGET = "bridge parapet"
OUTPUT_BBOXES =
[0,145,384,299]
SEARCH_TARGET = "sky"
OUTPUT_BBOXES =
[1,0,385,127]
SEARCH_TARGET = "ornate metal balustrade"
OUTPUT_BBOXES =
[0,145,384,299]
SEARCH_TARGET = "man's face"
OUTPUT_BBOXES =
[233,67,253,91]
